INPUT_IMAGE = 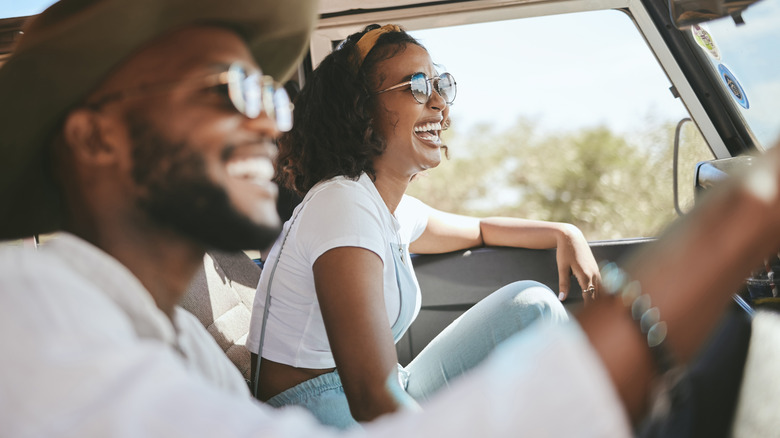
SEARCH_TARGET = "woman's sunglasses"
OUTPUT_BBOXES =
[87,62,293,132]
[376,72,457,105]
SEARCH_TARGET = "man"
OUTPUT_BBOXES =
[0,0,776,436]
[0,0,330,434]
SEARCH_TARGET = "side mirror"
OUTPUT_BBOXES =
[669,0,763,29]
[694,155,757,193]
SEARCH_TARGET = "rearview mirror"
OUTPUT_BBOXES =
[669,0,763,28]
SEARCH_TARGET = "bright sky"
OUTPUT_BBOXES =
[410,1,780,147]
[410,9,689,136]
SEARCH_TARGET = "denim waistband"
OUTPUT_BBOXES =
[266,369,344,407]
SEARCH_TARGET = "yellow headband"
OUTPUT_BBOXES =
[354,24,402,70]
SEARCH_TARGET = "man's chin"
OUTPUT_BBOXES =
[199,205,283,251]
[139,185,283,252]
[203,222,282,252]
[172,209,283,252]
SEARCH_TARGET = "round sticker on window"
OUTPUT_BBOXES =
[692,24,721,60]
[718,64,749,109]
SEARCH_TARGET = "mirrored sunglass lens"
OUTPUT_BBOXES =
[241,74,262,119]
[261,82,277,120]
[273,88,293,132]
[437,73,456,104]
[227,64,291,131]
[226,66,248,116]
[410,73,431,104]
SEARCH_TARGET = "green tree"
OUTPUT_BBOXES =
[406,117,713,240]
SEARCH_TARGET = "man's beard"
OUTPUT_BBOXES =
[127,115,281,251]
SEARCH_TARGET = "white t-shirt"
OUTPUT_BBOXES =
[247,173,430,368]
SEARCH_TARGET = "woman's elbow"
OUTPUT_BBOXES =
[346,384,401,422]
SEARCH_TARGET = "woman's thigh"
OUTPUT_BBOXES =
[404,280,567,401]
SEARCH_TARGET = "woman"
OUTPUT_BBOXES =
[247,24,600,429]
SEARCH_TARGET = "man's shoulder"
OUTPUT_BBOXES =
[0,244,64,283]
[0,247,144,373]
[0,243,132,332]
[0,237,97,289]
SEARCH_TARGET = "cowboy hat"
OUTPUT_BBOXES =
[0,0,318,240]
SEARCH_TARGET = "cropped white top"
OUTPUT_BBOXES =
[246,173,430,369]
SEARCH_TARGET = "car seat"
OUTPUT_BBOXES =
[180,250,261,382]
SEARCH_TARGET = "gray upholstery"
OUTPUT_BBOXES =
[180,250,261,381]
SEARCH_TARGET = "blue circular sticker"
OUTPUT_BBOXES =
[718,64,749,109]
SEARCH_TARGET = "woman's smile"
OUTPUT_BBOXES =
[413,120,443,146]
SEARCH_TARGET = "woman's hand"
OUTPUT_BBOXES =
[555,224,601,302]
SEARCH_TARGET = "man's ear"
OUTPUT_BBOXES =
[62,108,122,165]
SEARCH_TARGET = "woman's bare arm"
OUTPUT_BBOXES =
[313,246,401,422]
[410,208,600,298]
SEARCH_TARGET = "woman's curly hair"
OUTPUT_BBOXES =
[275,24,424,196]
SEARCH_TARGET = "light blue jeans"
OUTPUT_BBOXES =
[266,280,568,429]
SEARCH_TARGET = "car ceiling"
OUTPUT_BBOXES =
[318,0,548,16]
[320,0,448,15]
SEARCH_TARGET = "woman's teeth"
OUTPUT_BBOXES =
[414,122,442,133]
[226,157,274,184]
[414,122,442,143]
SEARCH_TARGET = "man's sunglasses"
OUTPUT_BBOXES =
[376,72,457,105]
[87,62,293,132]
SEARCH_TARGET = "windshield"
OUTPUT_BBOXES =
[690,0,780,150]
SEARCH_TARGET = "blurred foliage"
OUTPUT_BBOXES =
[407,117,714,240]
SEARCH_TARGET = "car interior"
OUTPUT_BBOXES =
[0,0,777,435]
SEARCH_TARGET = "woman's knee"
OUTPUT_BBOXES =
[491,280,569,323]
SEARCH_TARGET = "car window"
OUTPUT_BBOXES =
[405,9,714,240]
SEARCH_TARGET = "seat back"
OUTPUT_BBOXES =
[180,250,261,381]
